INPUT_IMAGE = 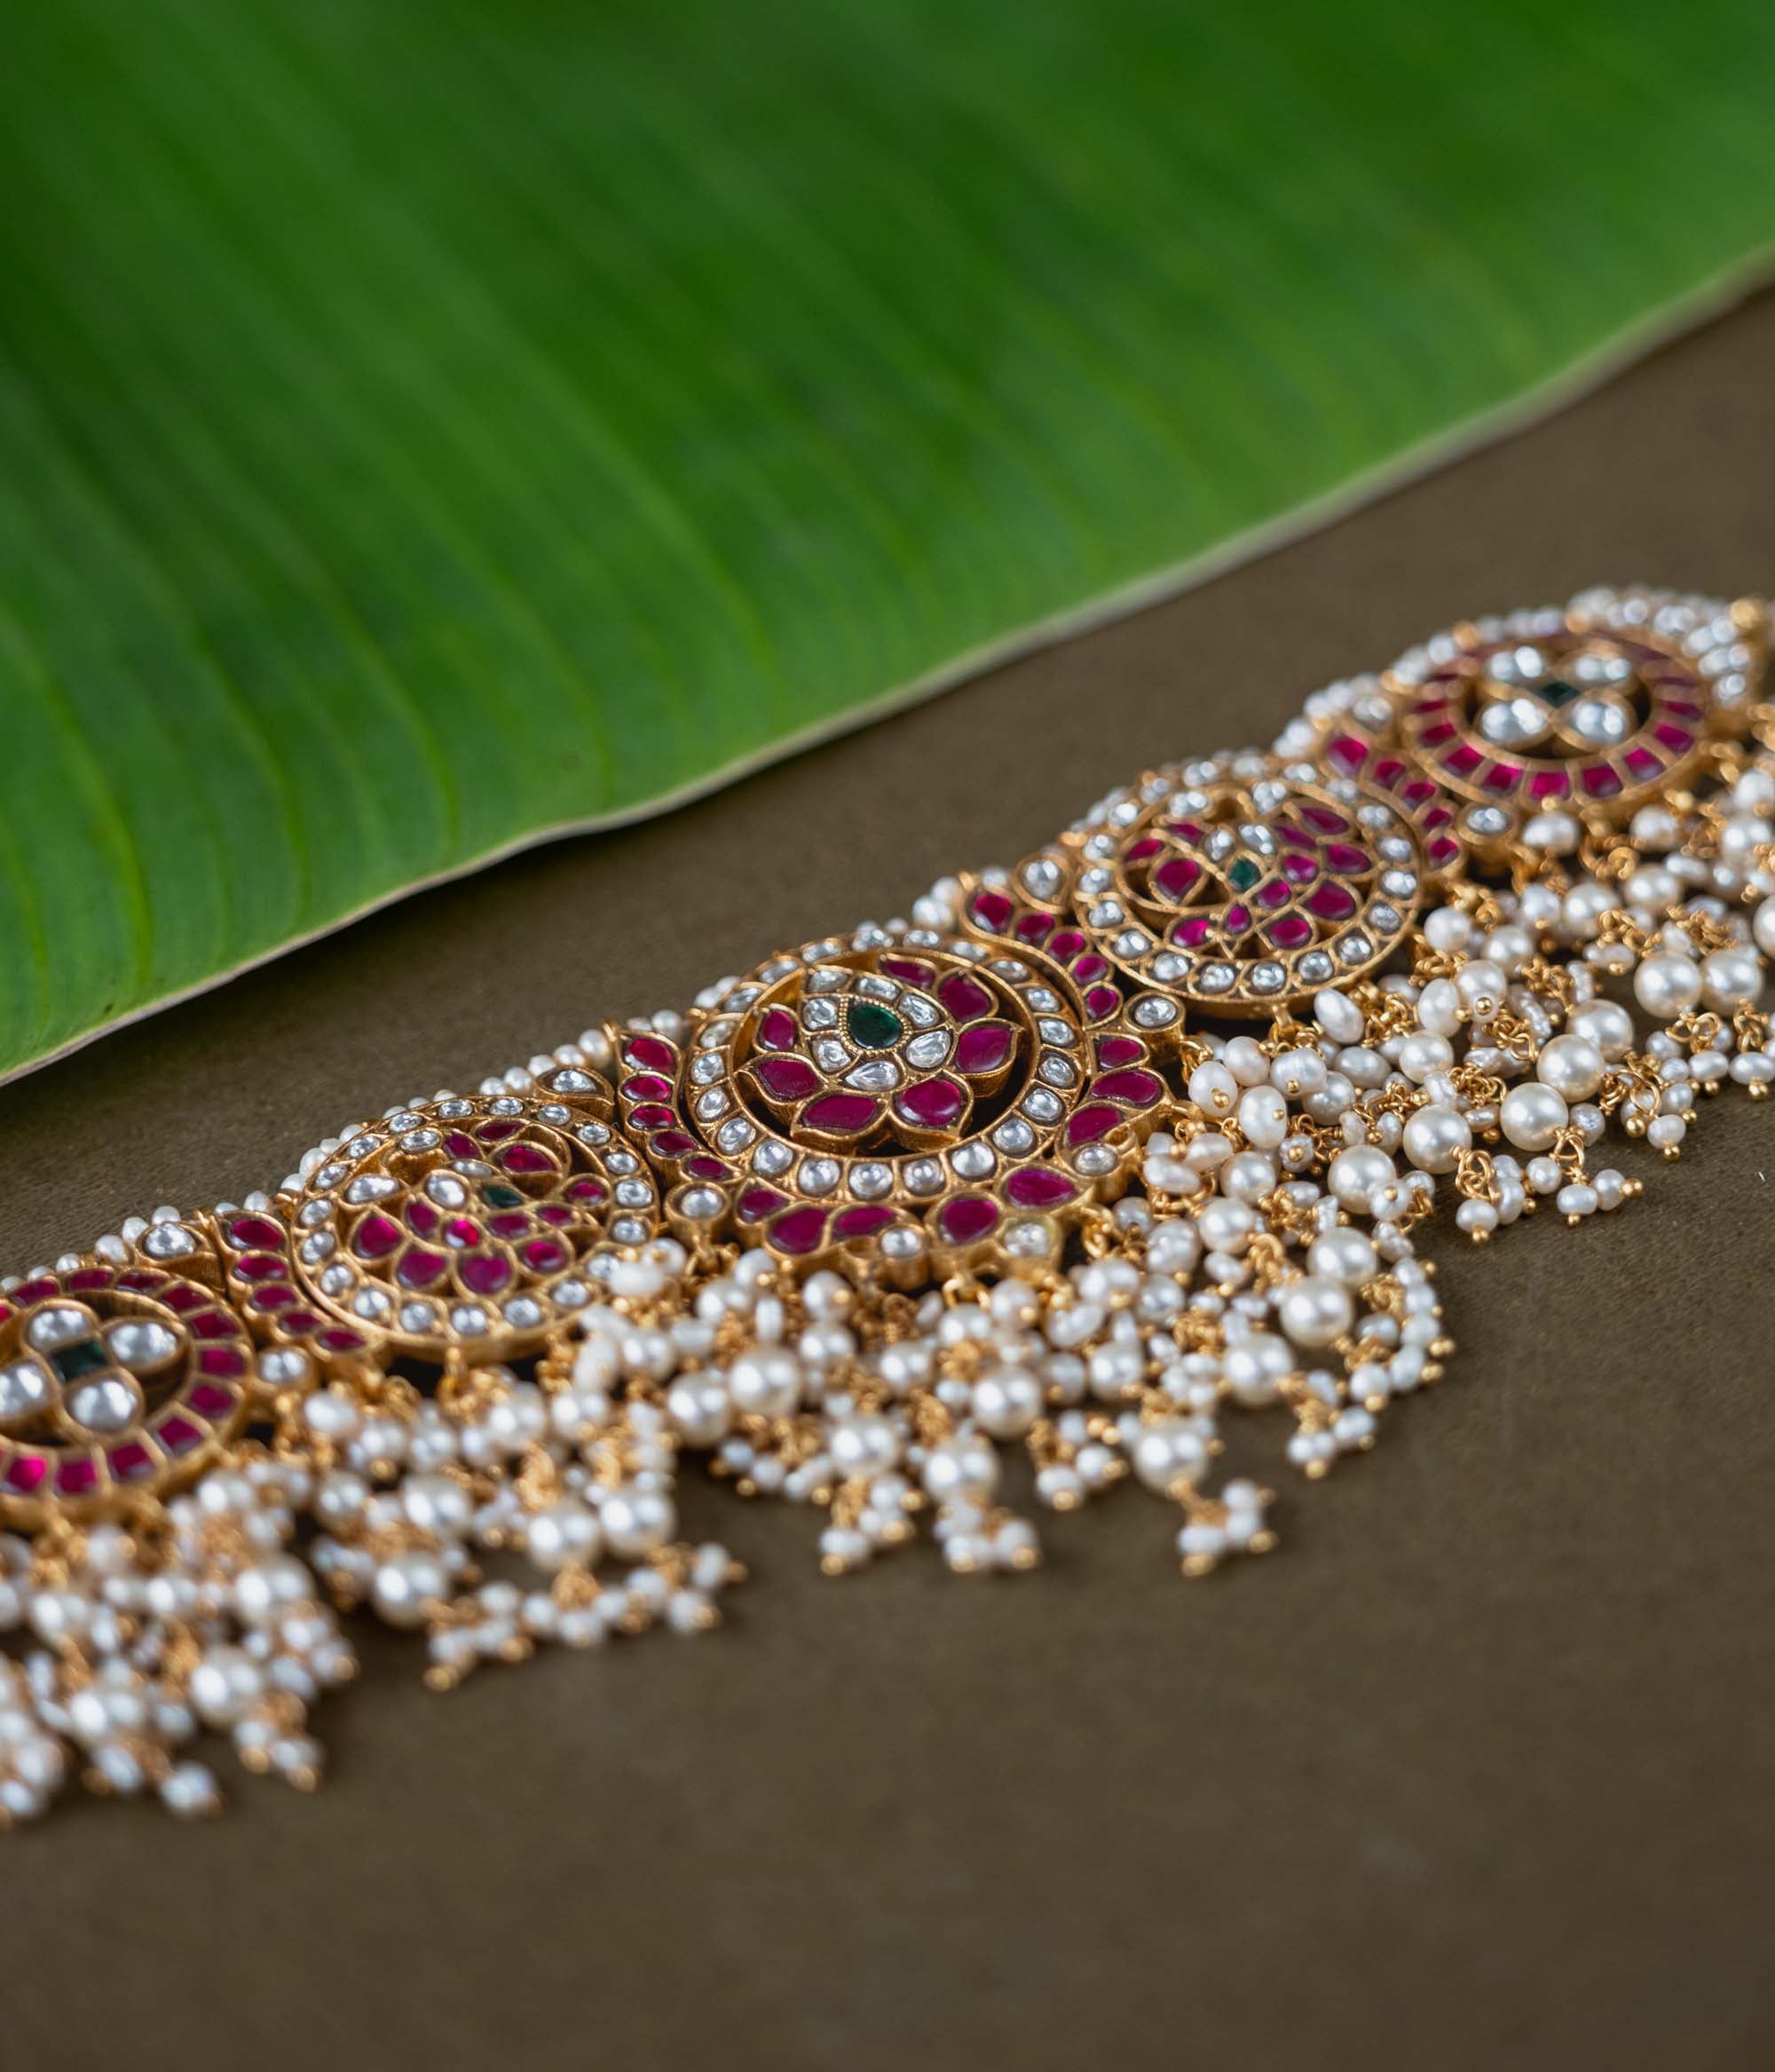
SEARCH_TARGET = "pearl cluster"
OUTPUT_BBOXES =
[4,583,1774,1825]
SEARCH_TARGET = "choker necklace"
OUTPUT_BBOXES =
[0,580,1768,1823]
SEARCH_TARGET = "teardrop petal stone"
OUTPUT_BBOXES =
[895,1077,966,1130]
[737,1184,788,1223]
[624,1034,677,1075]
[954,1021,1015,1074]
[769,1206,831,1255]
[1096,1035,1147,1068]
[937,1195,999,1246]
[969,889,1014,932]
[459,1253,513,1296]
[1267,914,1314,949]
[1151,855,1200,901]
[396,1247,449,1290]
[1092,1068,1164,1109]
[1065,1103,1121,1147]
[353,1212,402,1260]
[752,1055,822,1103]
[1004,1167,1077,1208]
[832,1205,895,1241]
[501,1143,557,1175]
[228,1214,287,1252]
[845,999,905,1049]
[937,973,994,1023]
[1307,883,1358,921]
[755,1008,799,1051]
[800,1094,882,1136]
[880,956,935,986]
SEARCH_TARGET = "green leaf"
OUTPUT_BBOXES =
[2,0,1773,1078]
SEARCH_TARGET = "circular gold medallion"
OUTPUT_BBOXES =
[616,932,1160,1273]
[280,1079,656,1360]
[0,1264,252,1525]
[1051,755,1462,1017]
[1313,593,1763,858]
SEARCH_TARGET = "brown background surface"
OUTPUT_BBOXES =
[6,297,1775,2070]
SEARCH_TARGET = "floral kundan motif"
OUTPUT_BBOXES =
[1034,754,1464,1016]
[613,929,1165,1272]
[279,1082,658,1360]
[1292,591,1757,861]
[0,1269,253,1525]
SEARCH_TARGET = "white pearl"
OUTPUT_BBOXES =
[1314,988,1366,1045]
[1221,1037,1272,1087]
[600,1488,676,1559]
[1562,880,1618,940]
[371,1550,451,1627]
[525,1501,603,1571]
[1187,1059,1239,1119]
[1623,865,1679,913]
[1397,1032,1453,1084]
[1220,1151,1277,1205]
[1270,1048,1327,1099]
[1700,945,1763,1011]
[399,1473,473,1536]
[1500,1081,1568,1151]
[1401,1103,1471,1174]
[1485,924,1534,974]
[1222,1333,1291,1405]
[1633,952,1702,1020]
[1131,1419,1210,1492]
[1455,960,1507,1015]
[665,1374,732,1445]
[922,1436,999,1505]
[827,1412,901,1478]
[1422,907,1473,953]
[1236,1085,1289,1149]
[1568,999,1634,1061]
[1535,1032,1605,1100]
[1275,1275,1354,1349]
[1307,1228,1377,1286]
[1208,1198,1265,1254]
[973,1368,1045,1438]
[1328,1145,1394,1213]
[1754,896,1775,959]
[728,1349,801,1419]
[1416,979,1463,1037]
[1522,810,1581,854]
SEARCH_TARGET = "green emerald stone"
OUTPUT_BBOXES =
[1540,677,1580,707]
[484,1183,525,1209]
[846,999,904,1049]
[1227,856,1261,892]
[51,1340,112,1384]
